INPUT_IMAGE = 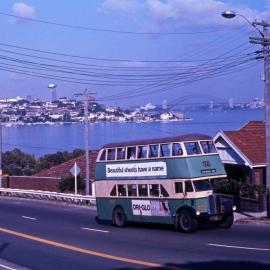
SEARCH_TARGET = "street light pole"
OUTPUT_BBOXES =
[222,11,270,217]
[75,89,95,196]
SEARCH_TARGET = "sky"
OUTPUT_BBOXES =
[0,0,270,107]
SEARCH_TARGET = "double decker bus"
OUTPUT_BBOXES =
[95,134,235,233]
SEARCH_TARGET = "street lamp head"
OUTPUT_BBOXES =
[221,11,236,19]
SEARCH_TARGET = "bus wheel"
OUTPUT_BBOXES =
[178,209,198,233]
[112,207,127,227]
[219,214,234,229]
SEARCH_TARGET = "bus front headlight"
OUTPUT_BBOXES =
[232,205,237,211]
[196,210,200,216]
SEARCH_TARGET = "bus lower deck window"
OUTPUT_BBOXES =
[149,184,159,197]
[138,184,148,197]
[175,182,183,193]
[185,181,194,192]
[117,184,127,196]
[160,185,169,197]
[110,185,117,196]
[128,184,137,197]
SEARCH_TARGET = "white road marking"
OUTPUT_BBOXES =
[208,243,270,251]
[81,227,109,233]
[0,263,17,270]
[21,216,37,221]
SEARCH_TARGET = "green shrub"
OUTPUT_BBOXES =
[59,175,85,193]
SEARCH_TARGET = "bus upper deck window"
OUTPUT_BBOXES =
[137,146,148,159]
[99,149,106,161]
[127,146,136,159]
[160,185,169,197]
[149,144,158,158]
[174,182,183,193]
[117,147,126,160]
[107,148,116,160]
[172,143,183,156]
[138,184,148,197]
[118,185,127,196]
[160,143,171,157]
[149,184,159,197]
[185,181,194,193]
[128,184,137,197]
[184,142,202,155]
[200,141,217,154]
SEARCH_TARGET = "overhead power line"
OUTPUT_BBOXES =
[0,12,244,36]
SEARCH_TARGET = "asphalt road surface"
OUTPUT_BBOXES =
[0,197,269,270]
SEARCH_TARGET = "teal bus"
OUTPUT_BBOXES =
[95,134,236,233]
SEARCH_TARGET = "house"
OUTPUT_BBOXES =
[214,121,266,186]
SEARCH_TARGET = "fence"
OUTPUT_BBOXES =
[0,188,96,206]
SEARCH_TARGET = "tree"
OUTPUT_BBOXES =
[58,175,85,193]
[2,148,37,176]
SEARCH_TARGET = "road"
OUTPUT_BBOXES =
[0,197,269,270]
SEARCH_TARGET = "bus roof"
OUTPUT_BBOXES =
[102,134,212,148]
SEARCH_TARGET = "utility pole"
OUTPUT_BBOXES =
[249,21,270,218]
[222,12,270,217]
[0,121,2,188]
[75,89,95,196]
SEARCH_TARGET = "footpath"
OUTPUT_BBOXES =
[234,211,270,226]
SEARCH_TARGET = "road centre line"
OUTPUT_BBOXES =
[21,216,37,221]
[81,227,109,233]
[208,243,270,251]
[0,263,17,270]
[0,227,161,268]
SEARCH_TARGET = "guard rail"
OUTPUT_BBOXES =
[0,188,96,206]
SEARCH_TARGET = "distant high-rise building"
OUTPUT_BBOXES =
[228,98,234,109]
[162,99,168,110]
[26,95,32,102]
[209,100,214,110]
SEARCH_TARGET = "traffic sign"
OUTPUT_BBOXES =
[70,163,81,177]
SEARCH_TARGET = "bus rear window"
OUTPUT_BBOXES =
[200,141,217,154]
[184,142,202,155]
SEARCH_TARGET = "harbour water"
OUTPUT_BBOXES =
[2,110,264,157]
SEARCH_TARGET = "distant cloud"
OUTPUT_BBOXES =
[100,0,141,13]
[11,2,35,23]
[145,0,269,29]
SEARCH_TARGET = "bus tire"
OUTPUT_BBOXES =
[177,209,198,233]
[219,214,234,229]
[112,207,127,227]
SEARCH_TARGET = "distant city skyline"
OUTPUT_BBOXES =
[0,1,269,106]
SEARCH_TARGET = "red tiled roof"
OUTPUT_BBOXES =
[223,121,266,165]
[34,150,99,179]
